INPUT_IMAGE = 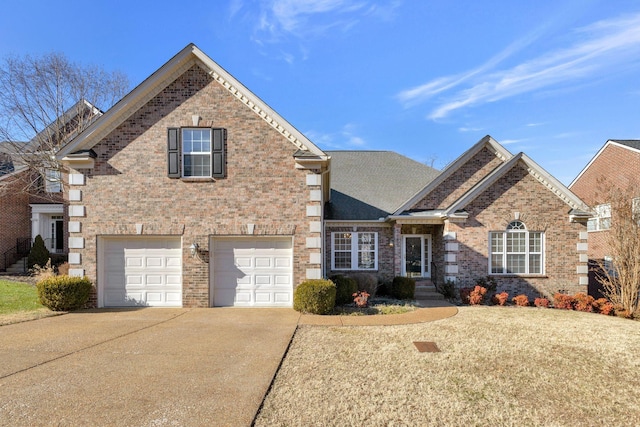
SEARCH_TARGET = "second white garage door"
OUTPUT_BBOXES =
[211,237,293,307]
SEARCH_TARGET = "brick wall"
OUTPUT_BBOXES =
[414,147,503,209]
[449,164,587,298]
[67,65,320,307]
[570,143,640,261]
[324,224,394,283]
[0,171,31,270]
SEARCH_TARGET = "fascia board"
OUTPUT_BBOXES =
[520,152,590,211]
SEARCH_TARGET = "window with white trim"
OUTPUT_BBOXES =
[44,169,62,193]
[167,127,226,179]
[182,128,212,177]
[490,221,543,275]
[587,203,611,231]
[331,232,378,270]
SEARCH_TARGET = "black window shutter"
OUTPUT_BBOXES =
[212,128,226,178]
[167,128,180,178]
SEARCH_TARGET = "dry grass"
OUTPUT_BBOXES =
[255,306,640,426]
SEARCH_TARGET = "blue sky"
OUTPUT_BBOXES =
[2,0,639,184]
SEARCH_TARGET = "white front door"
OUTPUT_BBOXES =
[402,235,432,278]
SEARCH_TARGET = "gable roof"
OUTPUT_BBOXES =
[569,139,640,188]
[326,151,439,220]
[389,135,590,221]
[393,135,513,215]
[445,152,590,215]
[57,44,326,159]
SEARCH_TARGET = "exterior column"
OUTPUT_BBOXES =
[443,220,459,283]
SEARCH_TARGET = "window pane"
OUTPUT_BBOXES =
[184,154,210,177]
[507,232,526,252]
[334,252,351,269]
[506,254,526,274]
[529,254,541,274]
[490,233,503,252]
[529,233,541,252]
[358,251,375,269]
[491,254,504,274]
[357,232,376,269]
[333,233,352,269]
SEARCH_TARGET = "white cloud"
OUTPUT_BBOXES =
[305,123,368,149]
[398,12,640,120]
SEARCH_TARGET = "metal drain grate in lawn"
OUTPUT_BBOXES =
[413,341,440,352]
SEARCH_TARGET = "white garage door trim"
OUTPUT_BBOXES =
[210,236,293,307]
[98,236,183,308]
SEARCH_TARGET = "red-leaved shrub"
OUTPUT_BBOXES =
[492,291,509,306]
[553,293,575,310]
[573,292,595,312]
[593,298,614,315]
[534,297,550,308]
[512,294,529,307]
[468,286,487,305]
[459,287,472,304]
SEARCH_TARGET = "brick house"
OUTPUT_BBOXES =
[0,149,67,272]
[569,139,640,296]
[56,44,329,307]
[326,136,592,299]
[56,44,591,307]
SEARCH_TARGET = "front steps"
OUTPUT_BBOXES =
[4,257,28,274]
[414,279,444,301]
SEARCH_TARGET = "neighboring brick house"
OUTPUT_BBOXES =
[56,44,590,307]
[0,148,67,272]
[326,136,592,299]
[569,139,640,296]
[0,167,31,271]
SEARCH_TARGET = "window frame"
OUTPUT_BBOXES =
[44,168,62,193]
[181,128,212,178]
[331,231,378,271]
[168,127,226,179]
[587,203,611,232]
[489,221,544,275]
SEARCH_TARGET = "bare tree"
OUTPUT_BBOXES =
[594,182,640,317]
[0,52,129,197]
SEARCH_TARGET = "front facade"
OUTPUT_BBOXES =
[57,45,328,308]
[57,45,590,307]
[326,137,592,299]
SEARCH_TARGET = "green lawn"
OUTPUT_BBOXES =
[0,279,44,315]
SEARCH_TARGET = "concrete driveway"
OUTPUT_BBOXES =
[0,308,300,426]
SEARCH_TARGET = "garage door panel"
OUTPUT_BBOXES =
[145,257,164,268]
[275,257,291,268]
[236,257,252,268]
[100,237,182,307]
[255,275,272,285]
[275,275,291,285]
[212,237,293,307]
[255,257,272,268]
[274,292,292,303]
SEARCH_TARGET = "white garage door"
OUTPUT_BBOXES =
[100,237,182,307]
[211,237,293,307]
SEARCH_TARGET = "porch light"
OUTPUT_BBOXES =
[189,243,199,257]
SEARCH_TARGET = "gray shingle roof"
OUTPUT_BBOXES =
[326,151,440,220]
[611,140,640,150]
